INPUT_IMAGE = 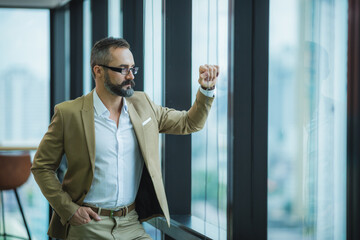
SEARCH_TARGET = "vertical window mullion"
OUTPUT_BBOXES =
[163,0,192,215]
[123,0,144,91]
[91,0,109,43]
[347,1,360,239]
[91,0,108,90]
[227,0,269,239]
[69,0,83,99]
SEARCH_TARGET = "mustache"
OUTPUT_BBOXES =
[119,79,136,88]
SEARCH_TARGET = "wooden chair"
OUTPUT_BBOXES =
[0,150,32,240]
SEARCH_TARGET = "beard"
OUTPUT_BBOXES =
[104,71,135,97]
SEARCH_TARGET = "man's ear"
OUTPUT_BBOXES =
[93,65,103,78]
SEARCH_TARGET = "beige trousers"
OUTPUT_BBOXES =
[66,210,152,240]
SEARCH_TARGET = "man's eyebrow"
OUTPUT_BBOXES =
[118,64,135,67]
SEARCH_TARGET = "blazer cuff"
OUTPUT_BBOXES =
[196,88,215,106]
[59,202,80,225]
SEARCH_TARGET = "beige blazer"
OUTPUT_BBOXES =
[31,89,213,239]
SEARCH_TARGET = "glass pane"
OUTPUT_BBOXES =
[0,9,50,147]
[65,7,70,101]
[108,0,122,37]
[144,0,163,106]
[83,0,92,95]
[191,0,228,238]
[267,1,348,239]
[142,222,162,239]
[0,8,50,239]
[143,0,164,235]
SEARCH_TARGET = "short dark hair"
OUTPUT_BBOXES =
[90,37,131,78]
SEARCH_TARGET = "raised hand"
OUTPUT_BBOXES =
[198,64,219,90]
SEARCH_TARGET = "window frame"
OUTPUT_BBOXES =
[347,1,360,239]
[227,0,269,238]
[123,0,144,91]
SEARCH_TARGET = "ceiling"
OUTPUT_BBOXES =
[0,0,71,9]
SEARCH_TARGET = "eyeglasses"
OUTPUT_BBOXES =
[99,65,139,75]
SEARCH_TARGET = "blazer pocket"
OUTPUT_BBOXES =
[143,118,157,133]
[142,117,152,127]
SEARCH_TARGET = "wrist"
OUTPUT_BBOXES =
[201,85,215,91]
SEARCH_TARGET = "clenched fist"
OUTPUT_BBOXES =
[198,64,219,90]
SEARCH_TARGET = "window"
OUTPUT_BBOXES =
[267,1,348,239]
[83,0,92,95]
[191,0,228,238]
[143,0,163,106]
[108,0,122,38]
[0,8,50,239]
[142,0,163,238]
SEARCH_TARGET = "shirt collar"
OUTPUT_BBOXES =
[123,99,128,113]
[93,90,128,117]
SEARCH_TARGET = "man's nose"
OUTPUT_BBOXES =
[126,70,135,80]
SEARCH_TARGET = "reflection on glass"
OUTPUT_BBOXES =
[0,8,50,239]
[191,0,227,238]
[267,1,348,239]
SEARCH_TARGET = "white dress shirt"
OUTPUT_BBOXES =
[83,90,144,209]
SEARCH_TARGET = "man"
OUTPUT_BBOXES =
[31,37,218,239]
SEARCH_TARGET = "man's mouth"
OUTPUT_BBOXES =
[120,80,135,89]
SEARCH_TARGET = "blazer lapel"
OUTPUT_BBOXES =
[126,99,149,165]
[81,90,96,173]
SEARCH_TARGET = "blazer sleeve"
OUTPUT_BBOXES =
[145,89,214,134]
[31,106,79,225]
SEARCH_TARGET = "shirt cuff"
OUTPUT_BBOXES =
[199,86,215,97]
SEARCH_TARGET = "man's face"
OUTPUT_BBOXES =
[103,47,136,97]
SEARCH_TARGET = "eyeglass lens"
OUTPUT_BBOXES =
[122,67,138,75]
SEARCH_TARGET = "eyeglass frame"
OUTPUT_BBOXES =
[98,64,139,75]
